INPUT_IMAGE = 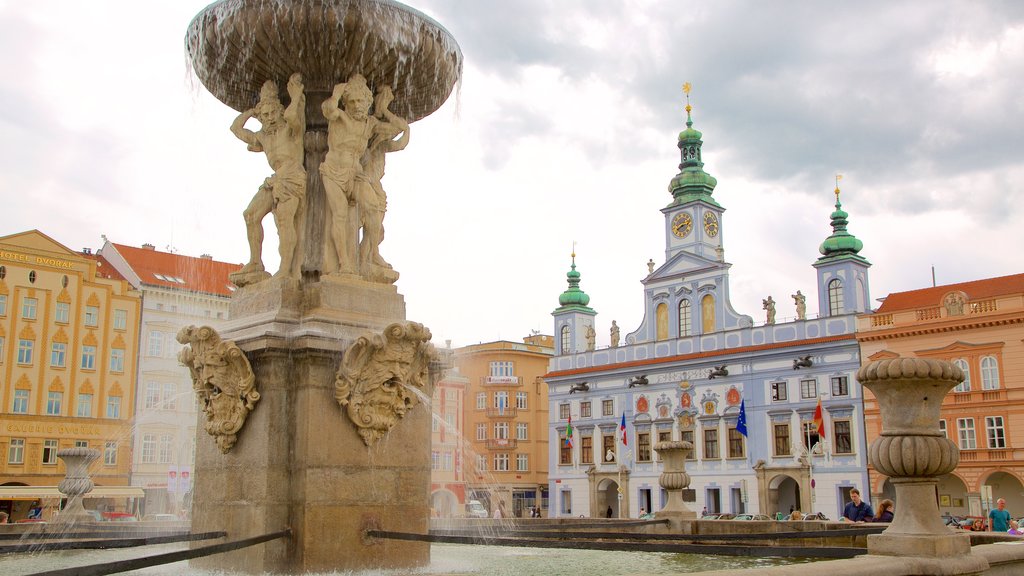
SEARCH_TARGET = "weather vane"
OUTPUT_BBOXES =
[572,240,577,260]
[835,173,843,200]
[683,82,692,113]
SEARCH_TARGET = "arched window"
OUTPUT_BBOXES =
[828,279,844,316]
[953,359,971,392]
[560,325,570,354]
[981,356,1000,390]
[678,300,692,337]
[701,295,715,333]
[656,303,669,341]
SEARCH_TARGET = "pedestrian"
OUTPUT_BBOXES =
[871,499,894,523]
[606,506,613,518]
[639,507,646,518]
[840,488,874,523]
[1008,520,1022,535]
[989,498,1012,532]
[701,506,708,516]
[0,511,8,523]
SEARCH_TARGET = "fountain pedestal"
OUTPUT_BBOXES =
[654,440,696,527]
[55,447,100,525]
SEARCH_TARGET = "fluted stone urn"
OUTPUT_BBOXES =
[857,358,970,557]
[655,440,696,519]
[56,447,100,524]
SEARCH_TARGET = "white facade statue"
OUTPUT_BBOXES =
[792,290,806,320]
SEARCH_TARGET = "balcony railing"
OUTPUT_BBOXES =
[970,299,997,314]
[481,376,522,386]
[870,314,894,327]
[486,438,518,450]
[915,307,941,321]
[485,407,518,418]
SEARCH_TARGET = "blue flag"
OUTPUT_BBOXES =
[736,399,748,437]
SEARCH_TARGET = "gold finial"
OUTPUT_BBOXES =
[683,82,692,113]
[572,241,577,260]
[834,173,843,199]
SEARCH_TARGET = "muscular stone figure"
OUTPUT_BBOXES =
[229,74,306,287]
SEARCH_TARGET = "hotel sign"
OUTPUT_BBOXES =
[0,250,76,270]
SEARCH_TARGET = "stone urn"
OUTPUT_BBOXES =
[654,440,696,519]
[56,447,100,524]
[857,358,970,557]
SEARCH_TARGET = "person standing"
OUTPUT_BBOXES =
[840,488,874,522]
[989,498,1012,532]
[871,499,895,523]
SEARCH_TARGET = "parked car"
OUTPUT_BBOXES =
[142,514,179,522]
[101,512,138,522]
[733,514,772,521]
[465,500,488,519]
[802,512,829,521]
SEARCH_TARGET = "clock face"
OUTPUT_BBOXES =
[672,212,693,238]
[704,212,719,237]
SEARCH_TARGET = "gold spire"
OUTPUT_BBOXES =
[835,173,843,199]
[571,241,577,262]
[683,82,692,113]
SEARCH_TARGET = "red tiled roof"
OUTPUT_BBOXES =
[84,253,128,282]
[876,273,1024,313]
[112,243,242,297]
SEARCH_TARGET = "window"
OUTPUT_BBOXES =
[476,392,486,409]
[494,453,509,471]
[74,440,88,448]
[494,422,509,439]
[831,376,849,397]
[559,435,572,465]
[986,416,1006,449]
[834,420,852,453]
[939,419,947,438]
[148,331,163,357]
[637,432,652,462]
[113,309,127,330]
[703,428,719,459]
[12,389,28,414]
[110,349,125,372]
[106,396,121,419]
[802,421,822,450]
[76,393,93,417]
[580,401,591,418]
[431,451,440,470]
[159,434,173,464]
[0,336,4,360]
[145,382,161,409]
[431,415,439,432]
[0,294,6,316]
[489,361,513,377]
[800,379,817,399]
[476,423,486,441]
[773,423,791,456]
[17,339,34,364]
[827,279,843,316]
[516,453,529,471]
[84,305,99,327]
[104,441,117,465]
[443,451,452,471]
[42,439,58,465]
[475,454,487,473]
[957,418,976,450]
[55,302,69,323]
[22,297,37,320]
[560,325,571,353]
[516,391,528,410]
[953,359,971,392]
[602,399,614,416]
[581,436,593,464]
[51,342,67,367]
[678,299,692,337]
[559,404,570,420]
[142,434,156,463]
[494,391,508,409]
[8,438,25,465]
[981,357,1000,390]
[163,382,177,410]
[603,435,615,462]
[681,430,695,460]
[771,381,787,401]
[46,391,63,415]
[81,345,96,370]
[727,427,745,458]
[516,422,528,440]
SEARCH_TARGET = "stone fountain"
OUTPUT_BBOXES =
[55,447,100,524]
[181,1,461,573]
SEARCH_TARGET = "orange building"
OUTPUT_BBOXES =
[458,335,551,518]
[430,349,468,517]
[0,231,142,520]
[857,273,1024,518]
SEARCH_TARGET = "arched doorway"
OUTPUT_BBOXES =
[936,473,969,517]
[771,475,801,517]
[431,489,459,518]
[597,478,620,518]
[983,471,1024,517]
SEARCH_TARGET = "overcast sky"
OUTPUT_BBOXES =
[2,1,1023,348]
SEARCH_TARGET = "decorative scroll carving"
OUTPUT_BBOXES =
[335,322,436,445]
[177,326,259,453]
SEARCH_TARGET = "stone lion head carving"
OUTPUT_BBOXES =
[335,322,436,445]
[177,326,259,453]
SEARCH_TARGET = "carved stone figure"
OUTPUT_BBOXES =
[708,365,728,379]
[793,355,813,369]
[335,322,437,445]
[762,295,776,324]
[568,382,590,394]
[792,290,806,320]
[610,320,620,347]
[628,375,649,388]
[177,326,259,453]
[943,292,965,316]
[584,323,596,351]
[229,74,307,287]
[647,259,656,274]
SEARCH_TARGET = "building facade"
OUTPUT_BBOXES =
[0,231,142,520]
[99,240,239,516]
[430,353,468,517]
[545,100,873,520]
[458,335,551,518]
[857,273,1024,518]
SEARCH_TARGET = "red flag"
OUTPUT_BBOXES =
[620,413,628,446]
[813,397,825,438]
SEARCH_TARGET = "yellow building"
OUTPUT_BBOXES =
[0,231,142,520]
[458,335,551,518]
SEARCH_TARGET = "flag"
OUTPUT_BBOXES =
[565,414,574,448]
[620,413,628,446]
[736,399,748,438]
[813,397,825,438]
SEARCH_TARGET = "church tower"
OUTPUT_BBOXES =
[552,252,597,355]
[813,183,871,316]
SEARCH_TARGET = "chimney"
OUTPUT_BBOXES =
[200,254,212,260]
[142,243,155,250]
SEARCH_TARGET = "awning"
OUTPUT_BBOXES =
[0,486,146,500]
